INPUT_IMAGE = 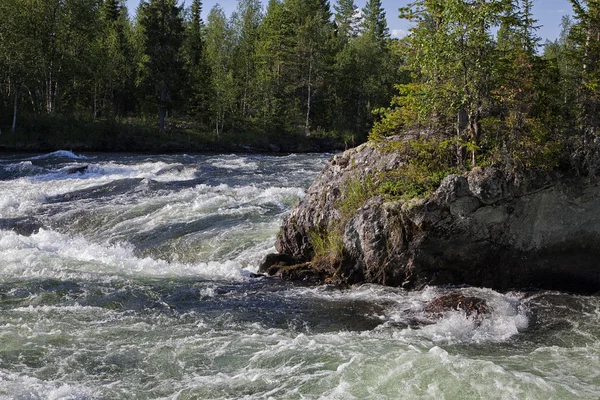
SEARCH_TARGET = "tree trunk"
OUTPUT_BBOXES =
[158,88,167,132]
[470,109,481,167]
[93,83,98,119]
[12,84,18,134]
[355,91,362,136]
[305,61,312,137]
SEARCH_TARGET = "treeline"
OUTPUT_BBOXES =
[373,0,600,178]
[0,0,400,142]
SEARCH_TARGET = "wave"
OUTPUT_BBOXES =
[287,285,529,345]
[29,150,90,160]
[0,228,250,282]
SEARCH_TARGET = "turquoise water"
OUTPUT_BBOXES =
[0,151,597,399]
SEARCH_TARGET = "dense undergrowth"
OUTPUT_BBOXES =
[0,115,351,153]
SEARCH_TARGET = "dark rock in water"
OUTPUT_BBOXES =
[278,263,326,284]
[66,165,88,174]
[425,293,489,317]
[259,253,302,275]
[259,254,326,284]
[273,137,600,294]
[156,164,185,176]
[0,217,42,236]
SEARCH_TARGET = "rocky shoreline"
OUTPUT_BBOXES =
[261,138,600,294]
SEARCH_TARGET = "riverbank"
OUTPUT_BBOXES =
[0,116,352,154]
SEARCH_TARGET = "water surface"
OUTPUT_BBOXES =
[0,151,598,399]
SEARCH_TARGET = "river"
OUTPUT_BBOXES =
[0,151,598,399]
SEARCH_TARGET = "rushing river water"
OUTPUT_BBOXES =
[0,151,598,399]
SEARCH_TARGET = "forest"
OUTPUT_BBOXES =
[0,0,399,150]
[0,0,598,160]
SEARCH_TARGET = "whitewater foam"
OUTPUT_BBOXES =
[29,150,90,160]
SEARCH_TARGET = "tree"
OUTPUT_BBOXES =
[205,4,235,137]
[361,0,389,45]
[95,0,135,118]
[393,0,510,166]
[564,0,600,174]
[138,0,185,132]
[334,0,359,41]
[254,0,293,131]
[283,0,335,135]
[182,0,210,118]
[230,0,262,121]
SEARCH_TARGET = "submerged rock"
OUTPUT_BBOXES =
[265,137,600,294]
[65,165,88,174]
[425,293,490,317]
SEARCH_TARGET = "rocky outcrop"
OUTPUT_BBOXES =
[265,139,600,293]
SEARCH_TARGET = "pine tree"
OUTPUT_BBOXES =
[254,0,293,131]
[231,0,262,121]
[361,0,389,45]
[183,0,210,118]
[138,0,186,132]
[283,0,335,135]
[95,0,134,118]
[334,0,359,41]
[566,0,600,174]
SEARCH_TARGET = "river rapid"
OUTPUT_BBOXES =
[0,151,598,399]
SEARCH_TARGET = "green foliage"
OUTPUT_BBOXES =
[336,176,376,220]
[0,0,398,143]
[377,138,459,200]
[309,228,344,261]
[138,0,186,132]
[369,0,593,176]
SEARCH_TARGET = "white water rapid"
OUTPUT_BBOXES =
[0,151,597,399]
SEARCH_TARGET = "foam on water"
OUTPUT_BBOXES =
[285,285,529,345]
[209,155,260,171]
[0,228,247,281]
[29,150,90,160]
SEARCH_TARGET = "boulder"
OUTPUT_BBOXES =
[425,293,490,317]
[265,138,600,294]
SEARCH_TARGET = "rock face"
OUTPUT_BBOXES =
[268,139,600,293]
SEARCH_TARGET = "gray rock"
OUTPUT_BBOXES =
[272,138,600,293]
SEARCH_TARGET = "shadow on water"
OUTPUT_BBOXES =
[44,178,146,204]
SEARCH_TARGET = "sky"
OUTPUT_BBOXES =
[125,0,574,42]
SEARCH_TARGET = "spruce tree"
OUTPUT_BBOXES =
[361,0,389,44]
[138,0,186,132]
[183,0,210,118]
[567,0,600,174]
[334,0,359,41]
